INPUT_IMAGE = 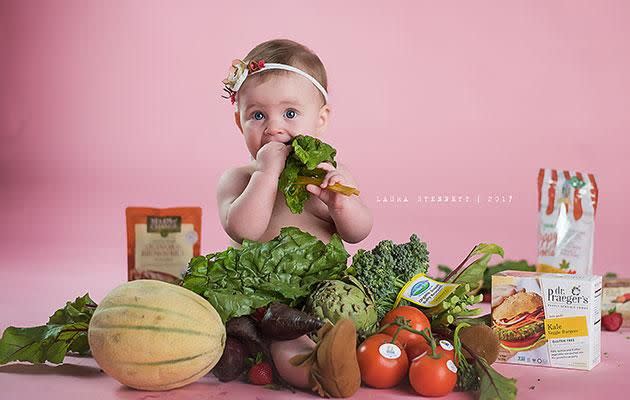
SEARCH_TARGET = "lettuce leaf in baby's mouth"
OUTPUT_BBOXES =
[279,135,337,214]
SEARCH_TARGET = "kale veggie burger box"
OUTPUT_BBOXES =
[492,271,602,370]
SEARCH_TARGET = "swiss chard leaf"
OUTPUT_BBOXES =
[452,323,517,398]
[278,135,337,214]
[446,244,504,293]
[0,293,97,365]
[434,264,453,281]
[475,357,517,400]
[181,227,349,322]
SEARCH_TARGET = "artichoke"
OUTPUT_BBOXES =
[304,276,378,337]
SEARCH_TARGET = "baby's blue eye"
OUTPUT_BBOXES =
[285,109,297,119]
[253,111,264,120]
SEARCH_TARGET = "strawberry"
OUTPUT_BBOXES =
[601,308,623,332]
[248,360,273,385]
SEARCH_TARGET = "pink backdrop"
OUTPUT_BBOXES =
[2,1,629,282]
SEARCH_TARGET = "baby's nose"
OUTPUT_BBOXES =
[264,123,285,135]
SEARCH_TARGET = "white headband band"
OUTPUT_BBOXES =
[222,59,328,106]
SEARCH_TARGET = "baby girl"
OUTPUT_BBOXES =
[217,39,372,245]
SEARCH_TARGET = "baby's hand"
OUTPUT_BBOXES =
[256,142,291,176]
[306,162,352,211]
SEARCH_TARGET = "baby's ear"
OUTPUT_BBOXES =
[234,111,243,134]
[317,104,331,134]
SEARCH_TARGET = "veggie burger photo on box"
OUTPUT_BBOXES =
[492,291,547,352]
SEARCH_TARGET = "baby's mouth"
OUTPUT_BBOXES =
[263,135,292,145]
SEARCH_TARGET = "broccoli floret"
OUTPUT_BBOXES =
[349,234,429,319]
[390,234,429,280]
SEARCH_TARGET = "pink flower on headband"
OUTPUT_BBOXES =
[248,59,265,73]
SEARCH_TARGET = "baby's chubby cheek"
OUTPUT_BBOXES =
[240,132,262,158]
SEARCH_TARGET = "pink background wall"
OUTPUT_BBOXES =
[1,0,629,280]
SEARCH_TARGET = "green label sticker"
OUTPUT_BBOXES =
[395,274,460,308]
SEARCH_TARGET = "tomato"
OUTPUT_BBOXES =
[405,339,430,361]
[356,333,409,389]
[381,306,431,358]
[407,338,455,363]
[436,339,456,362]
[408,352,458,397]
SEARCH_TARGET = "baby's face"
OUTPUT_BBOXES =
[235,72,330,159]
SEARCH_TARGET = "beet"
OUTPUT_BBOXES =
[212,336,247,382]
[260,303,324,340]
[226,316,270,357]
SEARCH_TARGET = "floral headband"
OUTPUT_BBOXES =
[222,59,329,106]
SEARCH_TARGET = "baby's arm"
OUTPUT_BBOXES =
[307,163,373,244]
[217,142,290,243]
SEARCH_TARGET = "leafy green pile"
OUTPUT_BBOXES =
[0,294,96,365]
[181,227,349,322]
[0,230,519,400]
[348,234,430,319]
[279,135,337,214]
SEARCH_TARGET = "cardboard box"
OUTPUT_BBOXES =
[492,271,602,370]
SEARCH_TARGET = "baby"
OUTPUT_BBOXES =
[217,39,372,245]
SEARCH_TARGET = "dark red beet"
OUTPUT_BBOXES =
[260,303,324,340]
[212,336,248,382]
[226,316,270,357]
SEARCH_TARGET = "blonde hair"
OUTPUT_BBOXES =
[241,39,328,102]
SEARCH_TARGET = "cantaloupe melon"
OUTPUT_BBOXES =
[88,280,226,391]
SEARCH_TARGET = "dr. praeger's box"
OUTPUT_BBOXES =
[492,271,602,370]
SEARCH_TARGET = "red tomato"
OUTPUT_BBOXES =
[409,352,458,397]
[405,339,430,361]
[436,339,456,362]
[356,333,409,389]
[405,339,457,362]
[381,306,431,354]
[408,338,456,363]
